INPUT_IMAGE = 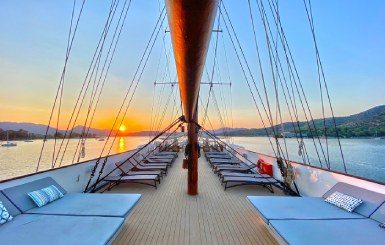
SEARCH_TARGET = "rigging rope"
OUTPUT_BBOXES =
[219,2,279,158]
[36,0,86,172]
[302,0,347,172]
[262,0,329,167]
[73,0,133,163]
[84,7,167,190]
[247,0,288,160]
[52,0,78,168]
[53,0,121,168]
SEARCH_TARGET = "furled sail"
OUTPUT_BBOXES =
[165,0,218,122]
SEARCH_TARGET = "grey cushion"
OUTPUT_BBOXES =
[371,202,385,223]
[323,182,385,217]
[0,192,21,217]
[2,177,67,213]
[0,214,124,245]
[247,196,364,223]
[26,193,141,218]
[270,218,385,245]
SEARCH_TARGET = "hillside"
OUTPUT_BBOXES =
[216,105,385,138]
[0,122,109,140]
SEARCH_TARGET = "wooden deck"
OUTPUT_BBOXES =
[111,154,281,245]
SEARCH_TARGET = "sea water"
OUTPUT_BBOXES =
[0,136,384,183]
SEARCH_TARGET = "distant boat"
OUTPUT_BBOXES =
[97,138,105,141]
[1,131,17,147]
[24,133,34,142]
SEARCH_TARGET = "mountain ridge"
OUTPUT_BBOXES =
[213,105,385,138]
[1,105,385,139]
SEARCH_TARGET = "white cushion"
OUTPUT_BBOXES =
[325,191,362,212]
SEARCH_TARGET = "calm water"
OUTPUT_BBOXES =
[0,136,149,181]
[231,137,385,183]
[1,136,384,183]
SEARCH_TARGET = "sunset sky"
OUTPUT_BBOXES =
[0,0,384,133]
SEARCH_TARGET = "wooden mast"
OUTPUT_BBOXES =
[165,0,218,195]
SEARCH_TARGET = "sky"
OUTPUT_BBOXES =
[0,0,384,132]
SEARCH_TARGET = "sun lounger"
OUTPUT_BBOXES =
[0,177,142,244]
[214,163,253,173]
[104,175,160,188]
[153,152,177,159]
[133,156,169,168]
[0,213,124,245]
[148,155,174,160]
[205,152,231,160]
[222,176,278,191]
[26,193,141,217]
[146,157,174,164]
[2,177,142,217]
[270,216,385,244]
[210,159,241,167]
[135,155,172,167]
[247,182,385,244]
[116,162,163,178]
[247,196,364,223]
[140,153,175,162]
[155,151,178,157]
[133,163,168,174]
[219,172,272,181]
[207,155,232,160]
[209,158,239,163]
[205,153,230,157]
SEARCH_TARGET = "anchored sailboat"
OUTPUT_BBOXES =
[1,131,17,147]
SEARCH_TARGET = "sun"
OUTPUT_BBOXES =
[118,125,127,132]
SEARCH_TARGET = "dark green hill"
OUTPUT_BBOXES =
[218,105,385,138]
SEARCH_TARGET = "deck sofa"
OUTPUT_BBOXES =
[248,182,385,244]
[0,177,141,244]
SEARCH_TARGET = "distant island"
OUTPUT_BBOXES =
[1,105,385,140]
[0,122,162,141]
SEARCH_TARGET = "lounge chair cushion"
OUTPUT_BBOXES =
[2,177,67,212]
[0,213,124,245]
[0,192,20,217]
[247,196,364,223]
[26,193,141,218]
[323,182,385,217]
[269,218,385,245]
[370,202,385,223]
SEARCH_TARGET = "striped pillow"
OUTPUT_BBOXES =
[0,201,13,225]
[28,185,64,207]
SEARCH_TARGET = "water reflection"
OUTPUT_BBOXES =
[118,137,126,153]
